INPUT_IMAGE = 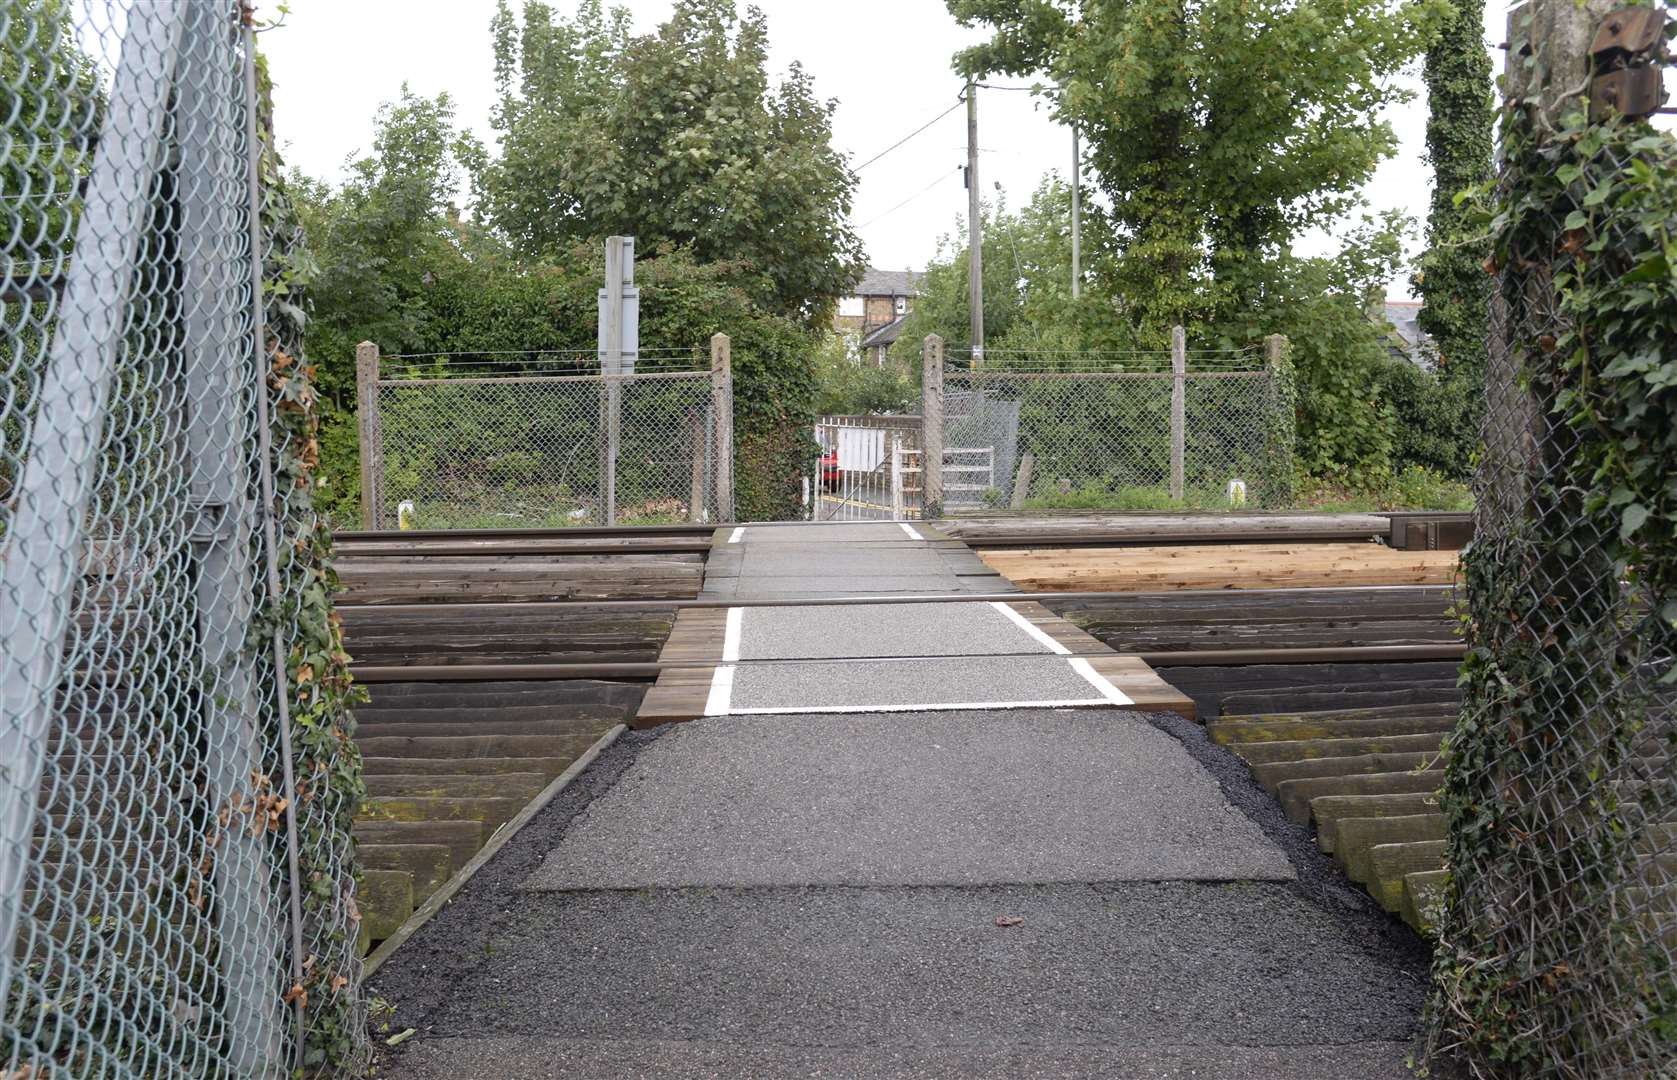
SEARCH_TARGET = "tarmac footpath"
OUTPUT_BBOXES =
[373,522,1431,1079]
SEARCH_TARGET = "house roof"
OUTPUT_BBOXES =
[1384,300,1426,353]
[855,268,924,298]
[861,313,909,350]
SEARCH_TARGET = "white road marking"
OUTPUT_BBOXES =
[704,664,736,716]
[728,527,745,543]
[726,698,1118,716]
[898,522,923,541]
[722,606,743,663]
[1068,658,1135,706]
[989,602,1070,655]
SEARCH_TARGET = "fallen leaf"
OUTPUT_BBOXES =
[386,1028,417,1047]
[994,915,1025,927]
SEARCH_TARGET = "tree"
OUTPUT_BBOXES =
[1411,0,1494,476]
[947,0,1444,343]
[481,0,865,324]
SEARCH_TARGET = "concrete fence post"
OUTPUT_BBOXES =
[710,333,734,522]
[921,334,945,518]
[1170,324,1186,502]
[355,340,382,529]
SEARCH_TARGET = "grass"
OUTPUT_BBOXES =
[993,466,1474,514]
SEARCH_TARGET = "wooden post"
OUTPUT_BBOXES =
[966,82,984,366]
[1010,450,1035,510]
[355,340,383,530]
[890,435,905,520]
[710,333,733,522]
[687,413,706,523]
[922,334,944,518]
[601,237,626,525]
[1169,324,1186,502]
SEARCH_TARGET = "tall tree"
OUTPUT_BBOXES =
[482,0,866,325]
[1411,0,1493,475]
[947,0,1443,343]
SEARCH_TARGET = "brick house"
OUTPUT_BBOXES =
[835,268,924,365]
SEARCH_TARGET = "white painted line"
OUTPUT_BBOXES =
[727,698,1117,716]
[899,522,924,541]
[989,602,1070,655]
[728,526,745,543]
[704,664,736,716]
[722,606,743,663]
[1068,658,1134,706]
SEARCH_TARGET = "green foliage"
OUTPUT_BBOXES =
[1411,0,1495,478]
[255,54,369,1075]
[1425,37,1677,1073]
[948,0,1444,343]
[812,332,917,415]
[482,0,865,324]
[1295,465,1473,511]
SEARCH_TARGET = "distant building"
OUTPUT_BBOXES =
[836,268,923,365]
[1378,299,1436,371]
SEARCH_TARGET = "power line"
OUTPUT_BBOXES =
[856,167,961,229]
[853,99,963,172]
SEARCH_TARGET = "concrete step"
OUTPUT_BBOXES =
[1208,714,1456,745]
[358,867,415,953]
[360,843,454,904]
[1313,793,1444,854]
[360,755,577,777]
[1228,732,1446,765]
[357,796,528,831]
[1252,752,1443,795]
[1336,814,1449,885]
[356,733,605,760]
[363,772,550,800]
[1401,869,1447,934]
[1278,770,1446,825]
[1366,841,1447,911]
[353,819,485,870]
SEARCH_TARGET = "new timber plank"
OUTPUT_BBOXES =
[979,543,1457,592]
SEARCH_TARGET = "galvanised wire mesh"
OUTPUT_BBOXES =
[371,351,727,528]
[940,346,1295,510]
[1424,8,1677,1075]
[1,1,366,1075]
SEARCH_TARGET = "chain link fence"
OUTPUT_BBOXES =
[2,2,365,1075]
[1425,3,1676,1076]
[364,349,731,529]
[938,341,1295,512]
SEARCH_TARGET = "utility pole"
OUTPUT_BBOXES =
[1070,126,1081,300]
[965,78,984,365]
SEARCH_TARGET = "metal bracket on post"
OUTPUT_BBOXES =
[1589,7,1667,120]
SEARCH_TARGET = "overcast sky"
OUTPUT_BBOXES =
[261,0,1515,300]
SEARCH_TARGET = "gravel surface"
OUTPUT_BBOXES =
[728,655,1118,710]
[384,1036,1419,1080]
[525,709,1291,889]
[379,881,1424,1076]
[737,602,1051,660]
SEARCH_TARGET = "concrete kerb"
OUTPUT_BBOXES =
[363,723,627,976]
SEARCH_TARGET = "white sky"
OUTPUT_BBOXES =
[260,0,1517,300]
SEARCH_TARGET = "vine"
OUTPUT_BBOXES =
[254,52,371,1076]
[1423,8,1677,1072]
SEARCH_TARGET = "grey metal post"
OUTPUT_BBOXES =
[176,5,285,1065]
[1170,324,1187,501]
[356,340,382,529]
[0,0,186,1013]
[602,236,627,524]
[922,334,945,518]
[965,81,985,365]
[710,333,734,522]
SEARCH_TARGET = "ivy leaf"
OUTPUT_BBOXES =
[1620,254,1668,283]
[1620,503,1650,540]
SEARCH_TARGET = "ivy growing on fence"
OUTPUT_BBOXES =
[1424,34,1677,1075]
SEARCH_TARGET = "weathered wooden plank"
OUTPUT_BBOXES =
[1367,841,1447,912]
[359,844,454,904]
[1313,793,1445,854]
[1337,814,1449,884]
[352,820,485,870]
[1277,769,1446,825]
[1227,732,1447,764]
[1250,751,1443,795]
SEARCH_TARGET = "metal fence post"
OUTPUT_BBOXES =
[711,333,734,521]
[0,0,186,1014]
[922,334,944,518]
[356,340,382,529]
[1170,324,1186,501]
